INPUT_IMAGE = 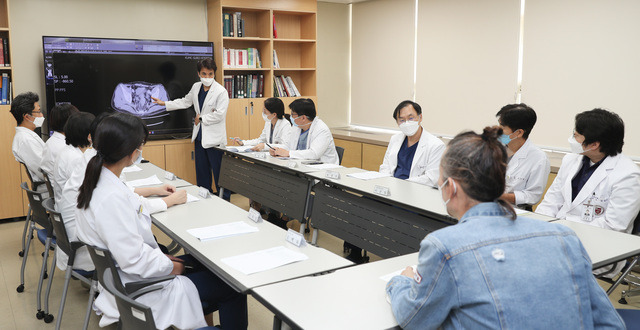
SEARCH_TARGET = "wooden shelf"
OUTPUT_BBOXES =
[223,36,270,42]
[275,68,315,71]
[223,67,270,71]
[273,38,316,43]
[0,66,11,70]
[0,27,8,31]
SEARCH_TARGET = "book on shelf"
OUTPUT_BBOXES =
[1,73,9,104]
[273,75,301,97]
[223,48,262,69]
[273,50,280,69]
[3,38,7,66]
[273,13,277,38]
[224,12,245,37]
[223,13,231,37]
[0,39,4,66]
[224,74,264,99]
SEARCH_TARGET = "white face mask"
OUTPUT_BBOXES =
[262,112,274,122]
[200,77,214,87]
[31,116,45,128]
[568,136,591,154]
[130,148,143,166]
[399,120,420,136]
[438,179,456,207]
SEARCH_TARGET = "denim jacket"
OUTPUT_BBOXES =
[386,202,624,329]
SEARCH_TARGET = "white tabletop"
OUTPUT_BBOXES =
[123,162,191,188]
[555,220,640,269]
[224,148,327,173]
[151,185,353,293]
[252,252,418,330]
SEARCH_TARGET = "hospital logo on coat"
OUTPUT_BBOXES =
[595,206,604,216]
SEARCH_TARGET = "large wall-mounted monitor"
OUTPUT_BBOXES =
[43,36,213,139]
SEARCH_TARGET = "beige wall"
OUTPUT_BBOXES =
[9,0,208,109]
[317,1,349,127]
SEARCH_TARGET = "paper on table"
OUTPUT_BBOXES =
[122,165,143,173]
[305,163,343,170]
[187,221,258,242]
[514,208,530,215]
[186,194,200,203]
[346,171,391,180]
[126,175,163,187]
[227,145,256,153]
[380,265,417,282]
[222,246,309,275]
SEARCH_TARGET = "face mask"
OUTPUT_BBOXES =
[399,120,420,136]
[200,77,214,87]
[31,116,45,128]
[498,133,514,146]
[132,149,143,165]
[262,112,274,122]
[568,136,591,154]
[438,178,457,208]
[290,116,310,128]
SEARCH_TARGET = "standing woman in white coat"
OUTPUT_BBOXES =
[495,104,550,210]
[232,97,292,151]
[537,109,640,276]
[379,100,445,187]
[270,98,339,164]
[151,58,231,200]
[76,113,247,329]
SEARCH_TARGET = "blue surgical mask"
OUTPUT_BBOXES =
[290,116,298,127]
[498,134,512,145]
[133,148,143,165]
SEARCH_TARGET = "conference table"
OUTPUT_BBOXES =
[122,162,192,188]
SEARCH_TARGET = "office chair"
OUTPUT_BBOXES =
[42,197,96,330]
[100,270,219,330]
[617,210,640,304]
[17,182,57,323]
[18,162,46,259]
[335,146,345,166]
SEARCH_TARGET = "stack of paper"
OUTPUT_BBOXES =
[346,171,391,180]
[126,175,163,187]
[187,221,258,242]
[186,194,200,203]
[227,145,256,153]
[222,246,309,275]
[305,163,343,170]
[122,165,143,173]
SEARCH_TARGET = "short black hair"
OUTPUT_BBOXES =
[49,103,79,133]
[575,108,624,157]
[496,103,537,139]
[10,92,39,125]
[90,112,112,140]
[289,98,316,120]
[392,100,422,120]
[197,58,217,74]
[64,112,95,148]
[264,97,285,119]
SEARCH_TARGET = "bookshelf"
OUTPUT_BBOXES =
[0,0,24,219]
[207,0,317,140]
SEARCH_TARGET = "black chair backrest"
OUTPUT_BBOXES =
[21,182,53,234]
[101,270,157,330]
[633,209,640,235]
[86,245,127,295]
[19,161,44,191]
[41,170,55,198]
[335,146,345,165]
[42,197,75,258]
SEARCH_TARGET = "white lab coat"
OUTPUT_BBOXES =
[242,118,292,150]
[52,145,84,207]
[76,167,206,329]
[537,153,640,234]
[379,129,445,187]
[285,117,339,164]
[12,126,45,182]
[41,131,67,179]
[505,139,551,206]
[165,81,229,148]
[56,149,167,272]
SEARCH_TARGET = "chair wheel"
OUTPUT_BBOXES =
[16,284,24,293]
[43,314,54,323]
[43,271,48,280]
[18,250,24,257]
[36,310,44,319]
[619,298,628,304]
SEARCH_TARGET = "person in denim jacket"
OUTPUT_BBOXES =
[386,126,624,330]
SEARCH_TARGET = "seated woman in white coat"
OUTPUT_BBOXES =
[270,98,339,164]
[76,113,247,329]
[10,92,46,183]
[41,103,79,179]
[232,97,292,151]
[379,100,445,187]
[495,104,550,210]
[537,109,640,276]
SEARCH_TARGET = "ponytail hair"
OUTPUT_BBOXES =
[77,113,148,209]
[441,126,516,220]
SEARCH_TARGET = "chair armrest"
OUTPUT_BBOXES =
[124,275,175,296]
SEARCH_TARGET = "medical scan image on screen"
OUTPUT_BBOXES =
[43,37,213,138]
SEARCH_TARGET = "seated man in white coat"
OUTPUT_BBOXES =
[379,100,445,187]
[537,109,640,276]
[10,92,47,184]
[495,103,550,210]
[270,98,339,164]
[40,103,79,179]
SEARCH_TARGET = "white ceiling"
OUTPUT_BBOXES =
[319,0,370,4]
